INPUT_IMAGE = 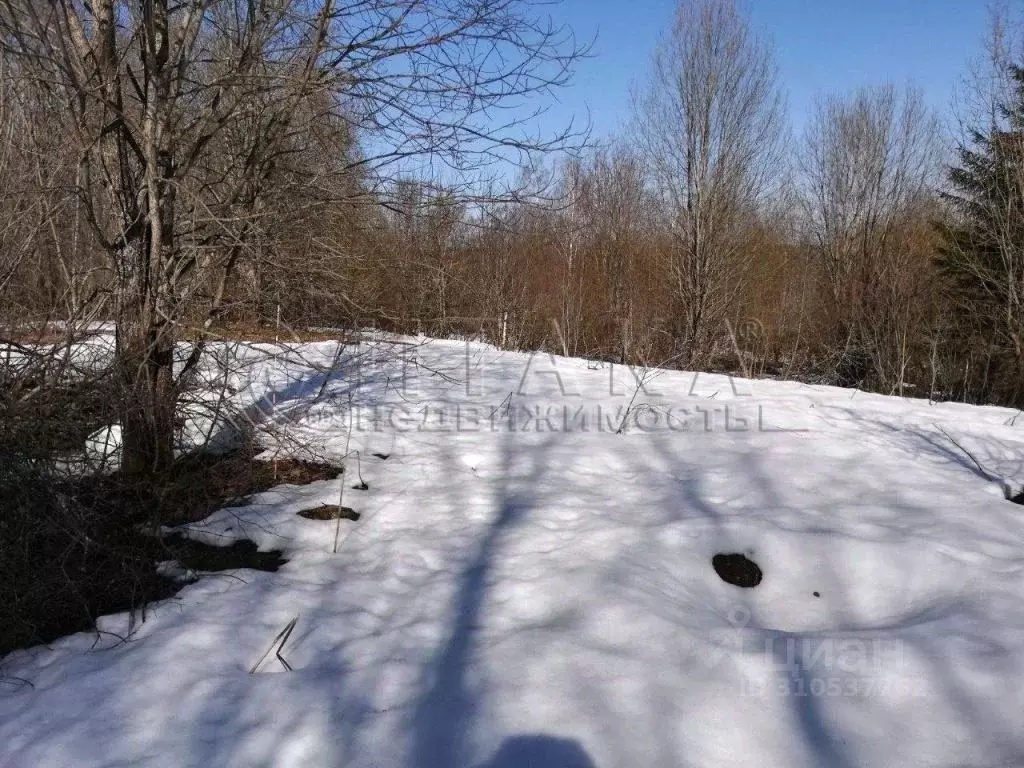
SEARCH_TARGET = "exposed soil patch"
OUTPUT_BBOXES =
[297,505,360,521]
[157,534,286,572]
[712,553,763,588]
[261,458,342,488]
[2,447,332,656]
[74,449,341,526]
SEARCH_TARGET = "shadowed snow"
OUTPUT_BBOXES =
[3,337,1024,767]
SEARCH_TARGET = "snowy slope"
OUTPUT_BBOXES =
[4,338,1024,768]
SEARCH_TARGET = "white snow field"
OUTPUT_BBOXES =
[4,337,1024,768]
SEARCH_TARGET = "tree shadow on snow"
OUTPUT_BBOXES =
[198,340,413,453]
[409,428,556,768]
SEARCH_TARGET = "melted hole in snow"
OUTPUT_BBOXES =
[712,553,763,588]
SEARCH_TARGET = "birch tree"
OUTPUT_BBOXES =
[801,85,940,388]
[634,0,785,364]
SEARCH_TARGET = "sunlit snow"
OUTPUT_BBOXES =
[3,337,1024,767]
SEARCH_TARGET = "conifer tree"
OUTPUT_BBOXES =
[939,65,1024,401]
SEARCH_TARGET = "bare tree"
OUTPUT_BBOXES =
[569,147,651,362]
[633,0,785,365]
[552,157,586,356]
[0,0,584,476]
[800,85,941,389]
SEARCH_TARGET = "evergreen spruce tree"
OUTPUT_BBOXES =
[939,66,1024,402]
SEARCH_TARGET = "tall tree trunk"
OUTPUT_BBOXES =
[112,0,179,478]
[114,240,175,477]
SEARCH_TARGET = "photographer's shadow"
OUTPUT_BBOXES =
[475,735,596,768]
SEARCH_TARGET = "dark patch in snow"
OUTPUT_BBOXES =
[712,553,763,588]
[372,452,391,460]
[477,735,596,768]
[162,534,286,572]
[352,481,369,491]
[813,591,821,598]
[297,504,360,521]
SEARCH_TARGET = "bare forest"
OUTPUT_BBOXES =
[3,0,1024,653]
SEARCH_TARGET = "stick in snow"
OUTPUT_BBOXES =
[334,392,354,554]
[249,616,299,674]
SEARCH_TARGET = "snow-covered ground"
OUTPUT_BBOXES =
[4,337,1024,768]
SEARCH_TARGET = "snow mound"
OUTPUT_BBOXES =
[83,408,243,472]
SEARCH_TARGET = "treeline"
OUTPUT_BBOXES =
[347,3,1024,408]
[5,2,1020,409]
[3,0,1024,444]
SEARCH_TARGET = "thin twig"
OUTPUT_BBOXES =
[0,674,35,689]
[488,390,513,419]
[935,424,999,483]
[249,616,299,674]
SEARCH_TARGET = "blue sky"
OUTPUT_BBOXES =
[539,0,991,142]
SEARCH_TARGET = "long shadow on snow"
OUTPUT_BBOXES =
[409,427,556,768]
[201,340,410,452]
[818,406,1011,488]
